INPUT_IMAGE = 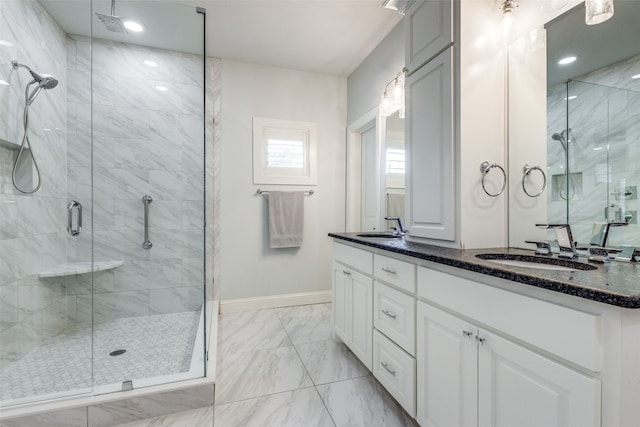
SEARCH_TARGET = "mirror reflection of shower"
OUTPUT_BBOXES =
[552,128,576,201]
[10,60,59,194]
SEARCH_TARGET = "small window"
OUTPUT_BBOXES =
[386,148,406,175]
[253,118,317,185]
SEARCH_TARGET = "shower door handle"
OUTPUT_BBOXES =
[142,195,153,249]
[67,200,82,236]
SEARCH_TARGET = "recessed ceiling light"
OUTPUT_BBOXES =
[593,146,605,151]
[558,56,577,65]
[0,79,9,86]
[632,74,640,79]
[0,40,13,47]
[564,95,578,100]
[144,60,158,67]
[123,20,144,33]
[155,86,168,92]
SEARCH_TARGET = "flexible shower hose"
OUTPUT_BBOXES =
[12,81,43,194]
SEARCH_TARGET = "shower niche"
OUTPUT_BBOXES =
[550,171,583,201]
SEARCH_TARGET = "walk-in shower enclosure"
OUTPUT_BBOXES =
[0,0,206,408]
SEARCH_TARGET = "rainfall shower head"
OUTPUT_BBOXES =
[96,0,128,33]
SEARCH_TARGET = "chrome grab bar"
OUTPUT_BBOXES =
[142,194,152,249]
[67,200,82,236]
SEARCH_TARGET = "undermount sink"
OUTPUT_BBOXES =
[476,253,597,272]
[356,232,402,238]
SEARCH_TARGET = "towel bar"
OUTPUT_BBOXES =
[256,188,315,196]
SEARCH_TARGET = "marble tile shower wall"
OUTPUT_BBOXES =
[65,37,205,324]
[547,54,640,246]
[0,0,68,365]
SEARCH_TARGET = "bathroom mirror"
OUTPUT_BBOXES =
[383,110,405,230]
[508,1,640,249]
[346,106,405,233]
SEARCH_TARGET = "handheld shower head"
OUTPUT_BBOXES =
[33,73,58,89]
[552,130,569,152]
[11,60,58,90]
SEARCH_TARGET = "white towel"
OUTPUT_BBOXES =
[386,192,405,218]
[268,191,304,248]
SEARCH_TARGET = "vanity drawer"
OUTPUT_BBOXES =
[333,242,373,275]
[373,329,416,418]
[374,282,416,355]
[417,266,603,372]
[374,254,415,293]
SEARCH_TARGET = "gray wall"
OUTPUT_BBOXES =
[347,22,404,124]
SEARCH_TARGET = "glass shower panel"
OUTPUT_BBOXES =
[0,0,92,406]
[90,0,205,394]
[563,80,640,247]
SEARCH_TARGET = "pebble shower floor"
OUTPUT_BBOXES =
[0,310,201,404]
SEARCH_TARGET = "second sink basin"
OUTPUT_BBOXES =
[356,232,401,238]
[476,253,597,272]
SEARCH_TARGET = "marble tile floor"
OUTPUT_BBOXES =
[1,311,200,404]
[121,303,417,427]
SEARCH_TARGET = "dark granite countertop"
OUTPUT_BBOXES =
[329,232,640,309]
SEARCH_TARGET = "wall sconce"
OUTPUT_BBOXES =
[585,0,614,25]
[499,0,519,35]
[381,71,405,118]
[380,0,415,15]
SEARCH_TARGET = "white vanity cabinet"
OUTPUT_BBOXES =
[330,240,627,426]
[332,242,373,369]
[405,46,455,241]
[404,0,456,242]
[416,302,601,427]
[405,0,454,74]
[371,253,417,416]
[416,266,602,427]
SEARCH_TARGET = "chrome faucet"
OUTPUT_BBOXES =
[600,221,628,248]
[536,224,577,259]
[385,217,405,235]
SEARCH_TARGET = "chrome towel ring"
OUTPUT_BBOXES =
[480,161,506,197]
[522,164,546,198]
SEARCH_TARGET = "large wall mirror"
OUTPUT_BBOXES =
[346,107,405,232]
[508,1,640,250]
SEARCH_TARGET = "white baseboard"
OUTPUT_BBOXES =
[220,290,332,313]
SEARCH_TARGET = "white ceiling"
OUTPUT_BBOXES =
[39,0,403,77]
[546,1,640,87]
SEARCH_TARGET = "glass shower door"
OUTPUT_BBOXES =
[90,0,206,394]
[0,0,93,406]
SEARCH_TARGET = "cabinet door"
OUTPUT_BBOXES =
[405,0,453,73]
[405,48,455,241]
[349,270,373,370]
[332,261,349,343]
[416,302,477,427]
[478,330,601,427]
